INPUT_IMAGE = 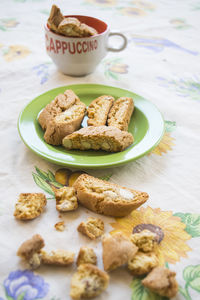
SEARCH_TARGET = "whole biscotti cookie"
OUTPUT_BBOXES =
[38,89,78,131]
[87,95,114,126]
[73,174,148,217]
[44,98,86,145]
[62,126,134,152]
[107,97,134,131]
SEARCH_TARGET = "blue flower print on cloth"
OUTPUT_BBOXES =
[3,270,49,300]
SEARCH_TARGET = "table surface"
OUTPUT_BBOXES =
[0,0,200,300]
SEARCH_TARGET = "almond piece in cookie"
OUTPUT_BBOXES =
[76,246,97,266]
[58,18,97,37]
[73,174,148,217]
[102,233,138,272]
[130,230,157,252]
[142,267,178,298]
[38,90,78,131]
[41,249,75,266]
[107,97,134,131]
[77,217,104,240]
[14,193,47,220]
[70,263,109,300]
[128,251,158,276]
[47,4,64,32]
[63,126,134,152]
[54,187,78,212]
[44,98,86,145]
[17,234,45,269]
[87,95,114,126]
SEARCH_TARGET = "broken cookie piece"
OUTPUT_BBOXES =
[77,217,104,240]
[102,233,138,272]
[142,267,178,298]
[130,230,156,252]
[128,251,158,276]
[17,234,45,269]
[70,263,109,300]
[54,221,65,231]
[87,95,114,126]
[63,126,134,152]
[14,193,47,220]
[58,18,97,37]
[55,187,78,212]
[76,247,97,266]
[73,174,148,217]
[41,249,75,266]
[47,4,64,32]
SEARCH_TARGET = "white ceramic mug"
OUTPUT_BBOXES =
[44,15,127,76]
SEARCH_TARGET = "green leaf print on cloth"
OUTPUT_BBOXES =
[179,265,200,300]
[174,213,200,237]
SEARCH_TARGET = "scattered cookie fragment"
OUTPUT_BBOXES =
[77,217,104,240]
[142,267,178,298]
[130,230,156,252]
[17,234,45,269]
[102,233,138,272]
[76,247,97,266]
[55,221,65,231]
[14,193,47,220]
[55,187,78,212]
[41,249,75,266]
[70,263,109,300]
[128,251,158,276]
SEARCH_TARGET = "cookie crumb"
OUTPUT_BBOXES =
[55,221,65,231]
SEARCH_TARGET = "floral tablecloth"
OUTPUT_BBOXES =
[0,0,200,299]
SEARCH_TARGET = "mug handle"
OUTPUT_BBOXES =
[107,32,127,52]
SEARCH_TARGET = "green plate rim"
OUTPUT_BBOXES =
[17,83,165,169]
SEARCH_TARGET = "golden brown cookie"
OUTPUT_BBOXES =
[87,95,114,126]
[142,267,178,298]
[41,249,75,266]
[130,230,156,252]
[17,234,45,269]
[47,4,64,32]
[54,221,65,231]
[62,126,134,152]
[14,193,47,220]
[102,233,138,271]
[77,217,104,240]
[76,247,97,266]
[73,174,148,217]
[58,18,97,37]
[54,187,78,212]
[128,251,158,276]
[70,263,109,300]
[38,90,78,131]
[107,97,134,131]
[44,98,86,145]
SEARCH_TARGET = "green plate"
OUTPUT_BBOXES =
[18,84,164,169]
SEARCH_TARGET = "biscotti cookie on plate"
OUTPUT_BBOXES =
[73,174,148,217]
[62,126,134,152]
[14,193,47,220]
[87,95,114,126]
[70,264,109,300]
[107,97,134,131]
[38,89,78,131]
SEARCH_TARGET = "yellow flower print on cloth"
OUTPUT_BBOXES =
[130,0,155,11]
[85,0,116,7]
[151,120,176,156]
[3,45,30,62]
[110,206,191,265]
[119,7,146,17]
